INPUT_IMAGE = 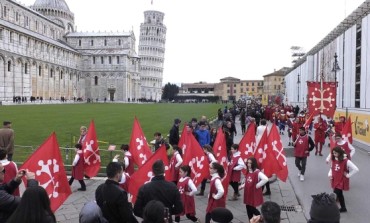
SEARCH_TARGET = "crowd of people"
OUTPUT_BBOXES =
[0,101,361,223]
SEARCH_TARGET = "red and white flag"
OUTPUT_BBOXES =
[179,127,210,187]
[342,116,353,144]
[239,122,256,161]
[20,132,72,212]
[268,124,288,182]
[82,120,101,177]
[307,81,337,117]
[128,145,170,203]
[212,128,230,200]
[254,128,280,177]
[303,113,314,131]
[129,117,152,167]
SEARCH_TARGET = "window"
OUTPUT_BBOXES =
[104,39,107,46]
[227,84,230,87]
[252,82,255,86]
[25,63,28,74]
[241,83,243,86]
[246,88,249,91]
[69,74,72,80]
[109,56,112,64]
[0,29,3,40]
[4,6,7,17]
[7,61,11,72]
[91,40,94,46]
[35,21,38,31]
[118,39,121,45]
[233,90,236,93]
[252,88,255,91]
[101,56,104,64]
[79,39,81,46]
[227,90,230,93]
[94,76,98,85]
[60,71,63,79]
[38,66,42,76]
[92,57,95,64]
[234,84,236,87]
[117,56,120,64]
[9,32,13,43]
[16,12,19,22]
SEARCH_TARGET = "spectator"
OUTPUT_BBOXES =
[153,132,170,152]
[142,200,165,223]
[95,162,137,223]
[308,193,340,223]
[0,149,18,195]
[0,121,14,161]
[250,201,281,223]
[195,121,210,147]
[79,201,108,223]
[169,119,181,146]
[6,186,56,223]
[134,160,183,223]
[210,207,233,223]
[69,143,86,191]
[0,163,37,222]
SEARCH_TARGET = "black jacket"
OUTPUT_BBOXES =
[95,179,138,223]
[0,179,38,222]
[169,125,180,146]
[134,175,183,219]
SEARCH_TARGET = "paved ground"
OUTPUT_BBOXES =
[56,120,308,223]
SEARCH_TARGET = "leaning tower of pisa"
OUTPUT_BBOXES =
[138,10,167,101]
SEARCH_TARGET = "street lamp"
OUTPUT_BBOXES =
[332,53,341,86]
[297,73,301,102]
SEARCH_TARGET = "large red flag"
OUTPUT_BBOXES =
[179,127,210,187]
[239,122,256,161]
[20,132,72,212]
[268,124,288,182]
[212,128,230,199]
[342,116,353,144]
[128,145,170,203]
[129,117,152,166]
[307,81,336,117]
[254,128,280,177]
[82,120,101,177]
[303,113,314,131]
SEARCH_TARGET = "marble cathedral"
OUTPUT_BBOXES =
[0,0,166,102]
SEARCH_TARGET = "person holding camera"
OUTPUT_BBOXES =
[0,163,37,222]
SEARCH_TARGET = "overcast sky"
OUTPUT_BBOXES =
[20,0,365,84]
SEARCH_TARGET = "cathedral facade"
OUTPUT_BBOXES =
[0,0,165,102]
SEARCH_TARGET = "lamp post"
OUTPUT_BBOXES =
[297,73,301,102]
[332,53,341,86]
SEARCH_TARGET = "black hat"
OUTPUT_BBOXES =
[211,208,233,223]
[174,118,181,124]
[3,121,11,126]
[309,193,340,222]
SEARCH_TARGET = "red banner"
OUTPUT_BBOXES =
[83,120,101,177]
[307,81,336,117]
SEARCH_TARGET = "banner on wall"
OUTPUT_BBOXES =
[307,81,336,117]
[334,111,370,144]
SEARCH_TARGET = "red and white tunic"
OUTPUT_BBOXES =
[336,141,354,160]
[119,172,131,192]
[177,176,197,215]
[169,151,183,182]
[1,159,19,195]
[243,169,268,207]
[124,151,135,176]
[72,150,84,180]
[329,158,359,191]
[228,152,245,182]
[294,134,309,157]
[206,173,225,213]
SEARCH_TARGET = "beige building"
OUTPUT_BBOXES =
[262,68,288,97]
[215,77,263,101]
[178,82,215,97]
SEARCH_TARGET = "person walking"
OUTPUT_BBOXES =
[169,145,183,185]
[228,144,246,201]
[205,162,225,223]
[0,121,14,161]
[196,145,217,196]
[169,118,181,146]
[239,157,268,220]
[69,143,86,191]
[313,117,327,156]
[326,133,356,164]
[134,160,183,223]
[328,147,359,212]
[175,165,200,223]
[113,144,135,176]
[293,127,315,181]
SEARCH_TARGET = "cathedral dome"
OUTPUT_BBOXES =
[33,0,71,12]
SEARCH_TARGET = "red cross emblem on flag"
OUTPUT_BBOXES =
[307,81,336,117]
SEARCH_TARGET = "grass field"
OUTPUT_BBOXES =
[0,102,226,167]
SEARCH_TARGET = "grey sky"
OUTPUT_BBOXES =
[20,0,365,84]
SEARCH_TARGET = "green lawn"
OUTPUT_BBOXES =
[0,102,226,168]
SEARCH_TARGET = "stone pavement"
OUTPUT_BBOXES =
[56,119,307,223]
